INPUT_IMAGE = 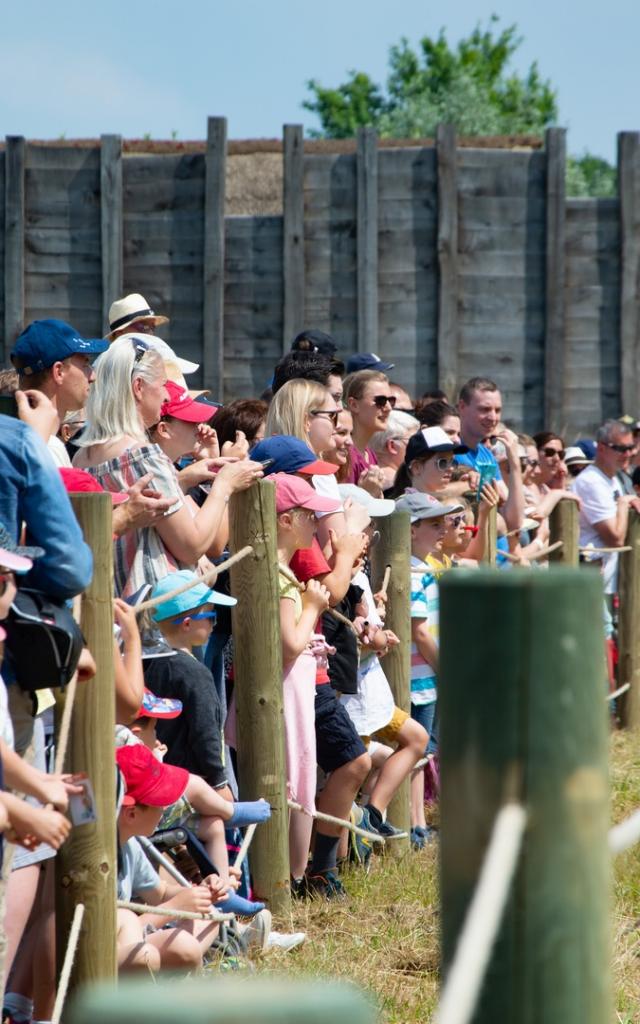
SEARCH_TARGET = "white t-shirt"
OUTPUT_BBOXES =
[573,465,621,593]
[339,569,394,735]
[47,434,72,468]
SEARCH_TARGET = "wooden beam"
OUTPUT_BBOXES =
[100,134,123,329]
[203,116,227,400]
[356,126,378,353]
[4,136,25,359]
[618,132,640,417]
[282,124,305,353]
[544,127,567,433]
[436,124,458,400]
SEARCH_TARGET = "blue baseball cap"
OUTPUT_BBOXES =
[11,319,109,374]
[251,435,337,476]
[150,569,237,623]
[575,438,597,461]
[346,352,394,374]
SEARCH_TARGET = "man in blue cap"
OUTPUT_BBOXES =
[11,319,108,467]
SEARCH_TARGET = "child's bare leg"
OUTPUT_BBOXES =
[361,743,393,801]
[185,776,233,821]
[146,919,218,970]
[411,767,427,830]
[3,864,40,982]
[196,815,229,886]
[117,909,161,973]
[289,808,313,879]
[368,719,427,815]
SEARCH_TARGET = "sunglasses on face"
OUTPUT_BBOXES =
[372,395,396,410]
[310,409,339,426]
[174,611,217,624]
[604,442,636,453]
[434,456,453,472]
[447,514,466,528]
[540,446,565,459]
[520,457,539,469]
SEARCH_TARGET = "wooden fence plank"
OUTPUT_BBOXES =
[357,126,378,353]
[202,116,227,399]
[436,124,459,399]
[618,131,640,417]
[282,124,304,352]
[544,127,567,432]
[4,136,25,358]
[100,134,122,327]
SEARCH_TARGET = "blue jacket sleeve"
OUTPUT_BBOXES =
[20,427,93,599]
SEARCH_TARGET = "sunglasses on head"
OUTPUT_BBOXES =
[372,395,396,409]
[310,409,339,426]
[540,446,565,459]
[130,337,151,373]
[604,442,635,453]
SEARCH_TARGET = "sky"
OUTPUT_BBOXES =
[1,0,638,162]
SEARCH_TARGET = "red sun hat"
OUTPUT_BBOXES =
[161,380,216,423]
[273,472,342,515]
[59,468,129,505]
[116,744,189,807]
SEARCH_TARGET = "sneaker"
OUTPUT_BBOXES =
[240,908,272,950]
[350,806,376,867]
[291,876,305,899]
[303,869,347,900]
[266,930,306,951]
[411,826,426,850]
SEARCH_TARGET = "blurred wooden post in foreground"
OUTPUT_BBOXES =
[439,569,610,1022]
[55,493,117,996]
[229,481,291,917]
[482,505,497,566]
[371,511,411,853]
[618,512,640,728]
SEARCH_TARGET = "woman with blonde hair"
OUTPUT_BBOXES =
[266,378,339,459]
[74,334,262,599]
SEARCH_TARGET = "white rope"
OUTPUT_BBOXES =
[234,823,257,870]
[287,799,388,842]
[609,809,640,855]
[433,804,527,1024]
[606,683,630,702]
[51,902,85,1024]
[117,899,233,923]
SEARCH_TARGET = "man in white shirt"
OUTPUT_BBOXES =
[573,419,640,594]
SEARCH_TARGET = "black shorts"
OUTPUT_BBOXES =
[314,684,367,773]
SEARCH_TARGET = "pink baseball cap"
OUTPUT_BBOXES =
[273,472,342,515]
[161,380,216,424]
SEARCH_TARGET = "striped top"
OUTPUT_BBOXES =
[410,554,439,706]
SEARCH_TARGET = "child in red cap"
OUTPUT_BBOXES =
[115,744,227,974]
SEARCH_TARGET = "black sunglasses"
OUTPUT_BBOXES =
[372,395,396,409]
[130,337,151,372]
[310,409,339,426]
[604,442,636,453]
[520,457,539,469]
[540,446,565,459]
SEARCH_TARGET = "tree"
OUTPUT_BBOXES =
[304,18,557,139]
[566,153,616,198]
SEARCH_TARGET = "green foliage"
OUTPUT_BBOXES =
[567,152,617,197]
[304,17,558,140]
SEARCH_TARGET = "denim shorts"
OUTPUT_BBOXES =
[411,701,438,756]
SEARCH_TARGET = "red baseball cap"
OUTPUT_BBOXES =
[59,468,129,505]
[116,744,189,807]
[273,472,342,514]
[161,380,216,423]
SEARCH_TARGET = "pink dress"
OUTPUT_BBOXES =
[279,570,317,815]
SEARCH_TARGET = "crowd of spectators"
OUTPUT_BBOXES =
[0,293,636,1015]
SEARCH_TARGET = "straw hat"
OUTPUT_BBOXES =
[106,293,169,340]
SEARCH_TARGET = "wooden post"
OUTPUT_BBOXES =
[436,123,459,400]
[618,131,640,417]
[228,481,290,916]
[549,498,580,566]
[370,511,411,850]
[282,124,305,353]
[203,116,227,400]
[55,494,117,993]
[356,126,378,354]
[4,135,25,361]
[100,134,123,327]
[482,505,497,566]
[544,127,567,434]
[69,977,376,1024]
[617,512,640,728]
[439,569,611,1023]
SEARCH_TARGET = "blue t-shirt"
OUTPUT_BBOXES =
[454,443,503,481]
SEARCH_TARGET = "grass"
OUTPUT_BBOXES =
[253,731,640,1023]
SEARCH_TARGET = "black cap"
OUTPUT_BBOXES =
[291,330,338,357]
